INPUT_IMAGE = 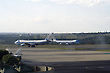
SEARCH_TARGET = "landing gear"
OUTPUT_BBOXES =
[31,45,35,47]
[28,45,35,47]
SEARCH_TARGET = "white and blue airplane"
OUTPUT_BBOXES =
[15,40,50,47]
[14,34,52,47]
[53,39,79,45]
[45,33,79,45]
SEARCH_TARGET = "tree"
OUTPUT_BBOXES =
[2,54,19,66]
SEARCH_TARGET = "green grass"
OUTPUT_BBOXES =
[96,49,110,51]
[0,44,109,51]
[0,44,87,50]
[0,44,21,49]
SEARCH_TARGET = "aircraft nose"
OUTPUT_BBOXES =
[14,41,17,44]
[15,41,18,44]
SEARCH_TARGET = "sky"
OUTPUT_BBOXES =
[0,0,110,33]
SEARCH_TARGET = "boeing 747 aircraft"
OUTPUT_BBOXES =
[50,33,79,45]
[14,34,52,47]
[53,39,79,45]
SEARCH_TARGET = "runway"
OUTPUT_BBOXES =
[20,48,110,62]
[12,48,110,73]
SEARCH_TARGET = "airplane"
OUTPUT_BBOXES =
[14,34,52,47]
[50,33,79,45]
[52,39,79,45]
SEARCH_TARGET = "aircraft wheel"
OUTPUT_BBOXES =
[31,45,35,47]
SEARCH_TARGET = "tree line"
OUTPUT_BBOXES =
[0,32,110,44]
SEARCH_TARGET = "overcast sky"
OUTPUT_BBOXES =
[0,0,110,33]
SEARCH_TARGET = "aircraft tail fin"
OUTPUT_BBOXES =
[15,48,22,56]
[45,33,56,41]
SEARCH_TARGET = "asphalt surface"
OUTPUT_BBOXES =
[11,48,110,73]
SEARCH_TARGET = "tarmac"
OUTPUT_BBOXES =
[11,48,110,73]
